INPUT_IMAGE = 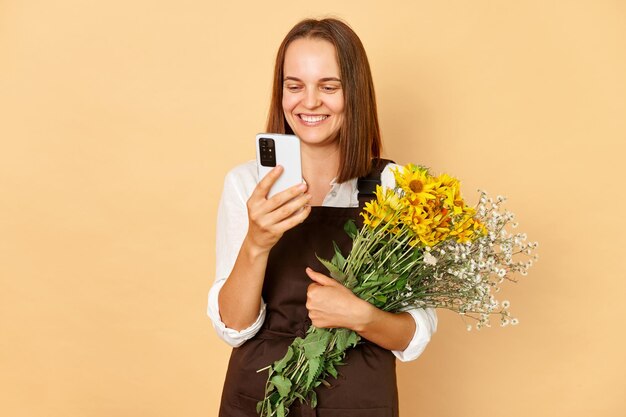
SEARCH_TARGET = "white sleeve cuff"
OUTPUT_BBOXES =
[207,279,266,348]
[391,308,438,362]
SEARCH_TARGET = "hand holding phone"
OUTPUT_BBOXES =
[248,134,309,251]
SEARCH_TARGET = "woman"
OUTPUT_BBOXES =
[208,18,437,416]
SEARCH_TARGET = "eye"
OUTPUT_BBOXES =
[321,85,340,93]
[284,83,303,93]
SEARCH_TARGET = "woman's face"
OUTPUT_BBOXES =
[282,38,345,148]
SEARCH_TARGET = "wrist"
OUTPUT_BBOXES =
[241,235,271,260]
[352,299,377,333]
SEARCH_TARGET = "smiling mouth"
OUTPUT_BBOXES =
[298,114,328,124]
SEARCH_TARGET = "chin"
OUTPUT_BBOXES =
[294,128,339,144]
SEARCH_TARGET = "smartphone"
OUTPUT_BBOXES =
[256,133,303,198]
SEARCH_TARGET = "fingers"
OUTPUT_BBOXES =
[251,166,308,208]
[249,166,309,219]
[268,204,311,237]
[265,191,311,225]
[264,182,308,213]
[247,177,310,228]
[245,166,311,251]
[251,165,283,200]
[305,268,337,286]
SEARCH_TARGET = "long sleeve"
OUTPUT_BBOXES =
[207,161,266,347]
[391,308,437,361]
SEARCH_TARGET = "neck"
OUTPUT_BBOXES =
[300,142,340,186]
[300,142,341,206]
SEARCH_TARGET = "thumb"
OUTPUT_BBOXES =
[305,267,337,286]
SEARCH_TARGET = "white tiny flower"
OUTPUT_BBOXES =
[511,318,519,325]
[422,251,438,266]
[466,324,472,331]
[502,300,510,308]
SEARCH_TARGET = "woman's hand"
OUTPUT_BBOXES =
[305,267,416,351]
[246,166,312,253]
[305,267,374,331]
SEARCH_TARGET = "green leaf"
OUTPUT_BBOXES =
[301,328,331,359]
[395,276,408,290]
[273,346,293,373]
[344,272,357,290]
[276,401,285,417]
[374,294,388,304]
[270,375,292,398]
[306,357,321,388]
[326,361,338,379]
[315,254,347,283]
[331,241,346,270]
[344,219,358,239]
[346,331,360,348]
[334,328,353,352]
[390,253,398,265]
[359,275,383,289]
[309,390,318,408]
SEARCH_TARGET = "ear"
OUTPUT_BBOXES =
[306,267,337,286]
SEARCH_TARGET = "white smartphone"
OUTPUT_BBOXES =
[255,133,303,198]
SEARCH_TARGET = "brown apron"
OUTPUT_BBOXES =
[219,160,399,417]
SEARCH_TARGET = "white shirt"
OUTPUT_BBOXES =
[207,160,437,362]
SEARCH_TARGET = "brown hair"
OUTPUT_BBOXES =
[266,18,382,183]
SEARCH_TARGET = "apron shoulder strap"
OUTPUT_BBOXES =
[357,158,395,206]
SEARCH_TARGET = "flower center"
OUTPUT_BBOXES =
[409,180,423,193]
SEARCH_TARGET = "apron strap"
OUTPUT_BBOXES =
[357,158,395,207]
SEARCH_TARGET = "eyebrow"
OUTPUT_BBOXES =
[283,76,342,82]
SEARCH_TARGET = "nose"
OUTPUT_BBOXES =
[303,87,321,109]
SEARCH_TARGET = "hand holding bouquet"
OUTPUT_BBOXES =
[257,164,538,417]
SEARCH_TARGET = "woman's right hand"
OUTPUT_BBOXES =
[245,165,312,253]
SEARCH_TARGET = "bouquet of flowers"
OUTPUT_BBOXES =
[256,164,538,417]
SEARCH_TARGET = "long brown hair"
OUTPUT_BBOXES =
[266,18,382,183]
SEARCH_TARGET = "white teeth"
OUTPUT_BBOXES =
[300,114,327,123]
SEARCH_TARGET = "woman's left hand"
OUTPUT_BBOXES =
[305,267,373,331]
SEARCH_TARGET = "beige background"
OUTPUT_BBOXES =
[1,1,625,416]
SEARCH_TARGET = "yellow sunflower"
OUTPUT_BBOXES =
[392,164,439,206]
[361,186,405,230]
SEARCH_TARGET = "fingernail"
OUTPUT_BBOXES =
[298,183,307,191]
